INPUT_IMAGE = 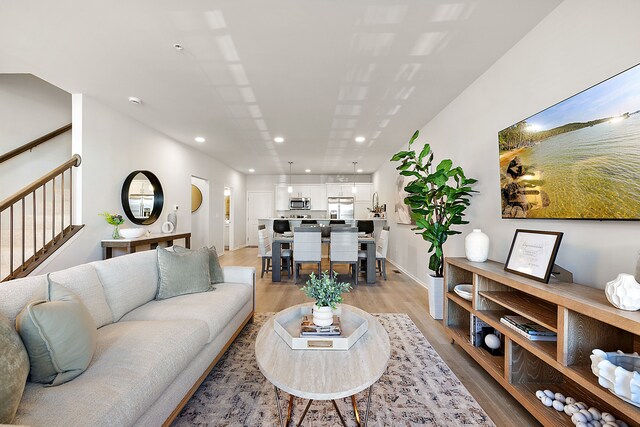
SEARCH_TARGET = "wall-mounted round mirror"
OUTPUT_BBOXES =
[121,170,164,225]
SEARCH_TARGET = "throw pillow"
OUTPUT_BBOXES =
[16,276,97,386]
[156,247,211,300]
[174,245,224,286]
[0,313,29,423]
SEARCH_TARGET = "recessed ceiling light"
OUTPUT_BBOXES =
[357,169,363,173]
[274,136,285,143]
[305,169,311,173]
[248,168,255,173]
[128,96,142,105]
[173,43,184,51]
[355,136,366,143]
[194,136,205,143]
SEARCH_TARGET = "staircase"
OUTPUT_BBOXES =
[0,124,83,282]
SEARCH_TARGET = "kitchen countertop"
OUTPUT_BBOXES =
[259,217,387,221]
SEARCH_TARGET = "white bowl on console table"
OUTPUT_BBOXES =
[119,228,146,239]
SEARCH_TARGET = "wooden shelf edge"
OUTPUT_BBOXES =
[478,290,558,332]
[447,326,505,380]
[446,291,472,311]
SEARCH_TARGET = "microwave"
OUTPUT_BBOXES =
[289,197,311,210]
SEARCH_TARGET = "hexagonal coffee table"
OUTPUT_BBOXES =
[255,303,390,426]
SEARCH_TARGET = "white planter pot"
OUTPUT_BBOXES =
[312,304,334,326]
[465,229,489,262]
[426,274,444,320]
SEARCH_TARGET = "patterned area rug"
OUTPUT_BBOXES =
[174,313,495,427]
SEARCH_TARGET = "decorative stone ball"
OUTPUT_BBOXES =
[484,333,501,350]
[605,273,640,311]
[465,229,490,262]
[552,400,564,411]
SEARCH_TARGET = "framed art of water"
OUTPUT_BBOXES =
[499,62,640,220]
[504,230,563,283]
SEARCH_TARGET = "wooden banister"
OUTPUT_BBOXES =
[0,154,81,210]
[1,153,83,282]
[0,123,72,164]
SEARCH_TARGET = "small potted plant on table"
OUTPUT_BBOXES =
[301,272,352,326]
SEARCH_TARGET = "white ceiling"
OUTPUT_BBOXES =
[0,0,561,174]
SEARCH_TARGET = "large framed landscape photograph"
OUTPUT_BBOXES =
[499,63,640,219]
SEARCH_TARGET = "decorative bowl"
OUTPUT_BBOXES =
[590,349,640,407]
[119,228,146,239]
[454,284,473,301]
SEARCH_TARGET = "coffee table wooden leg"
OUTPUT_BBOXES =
[331,400,348,427]
[296,399,313,427]
[286,394,294,425]
[274,386,285,427]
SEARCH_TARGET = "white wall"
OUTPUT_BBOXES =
[246,173,372,192]
[41,95,246,271]
[0,74,71,200]
[374,0,640,289]
[190,176,210,250]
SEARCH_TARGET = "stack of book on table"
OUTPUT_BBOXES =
[500,315,557,341]
[300,315,341,336]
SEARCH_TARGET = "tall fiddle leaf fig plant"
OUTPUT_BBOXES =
[391,130,477,277]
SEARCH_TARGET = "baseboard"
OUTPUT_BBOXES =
[386,257,429,290]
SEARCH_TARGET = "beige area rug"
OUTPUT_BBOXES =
[173,313,495,427]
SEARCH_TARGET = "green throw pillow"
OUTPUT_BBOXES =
[174,245,224,286]
[16,276,97,386]
[156,247,211,300]
[0,313,29,423]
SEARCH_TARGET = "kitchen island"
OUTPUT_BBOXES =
[258,217,387,238]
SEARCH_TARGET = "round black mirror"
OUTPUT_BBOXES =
[121,170,164,225]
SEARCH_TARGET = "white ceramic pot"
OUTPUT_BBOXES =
[312,304,334,326]
[426,275,444,320]
[605,273,640,311]
[465,229,490,262]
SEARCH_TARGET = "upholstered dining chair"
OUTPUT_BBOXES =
[258,225,292,278]
[375,227,390,280]
[329,227,360,284]
[293,227,322,281]
[357,220,374,235]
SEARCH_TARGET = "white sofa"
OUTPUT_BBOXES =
[0,250,255,427]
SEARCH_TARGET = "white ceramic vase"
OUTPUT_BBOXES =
[426,275,444,320]
[465,229,489,262]
[605,273,640,311]
[312,304,333,327]
[167,209,178,231]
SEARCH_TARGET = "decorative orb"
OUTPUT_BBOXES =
[484,333,501,349]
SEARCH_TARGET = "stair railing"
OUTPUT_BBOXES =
[0,154,83,281]
[0,123,72,164]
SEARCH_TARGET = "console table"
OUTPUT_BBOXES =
[444,257,640,427]
[101,232,191,259]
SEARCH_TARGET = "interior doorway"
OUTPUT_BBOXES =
[191,176,210,249]
[224,187,233,252]
[246,191,274,246]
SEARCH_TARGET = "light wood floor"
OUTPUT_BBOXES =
[220,247,540,427]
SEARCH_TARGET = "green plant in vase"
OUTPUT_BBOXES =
[391,130,477,319]
[99,212,125,239]
[301,271,351,326]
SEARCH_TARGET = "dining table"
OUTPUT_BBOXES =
[271,235,377,284]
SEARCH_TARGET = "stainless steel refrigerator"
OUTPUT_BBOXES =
[327,197,354,220]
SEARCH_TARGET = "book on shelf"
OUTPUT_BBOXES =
[470,314,490,347]
[300,315,341,336]
[500,315,557,341]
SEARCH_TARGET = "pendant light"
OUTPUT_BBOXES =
[287,162,293,194]
[352,162,358,194]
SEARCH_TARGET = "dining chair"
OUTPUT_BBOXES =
[293,227,322,281]
[301,219,317,225]
[329,220,345,225]
[329,227,360,284]
[258,226,292,278]
[376,228,390,280]
[273,219,291,249]
[357,220,374,235]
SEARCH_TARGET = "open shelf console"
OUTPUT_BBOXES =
[444,257,640,427]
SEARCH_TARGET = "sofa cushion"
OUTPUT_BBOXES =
[0,275,47,326]
[13,319,208,427]
[174,245,224,285]
[16,278,97,386]
[121,282,253,343]
[0,313,29,423]
[90,250,158,322]
[156,247,211,300]
[49,264,112,328]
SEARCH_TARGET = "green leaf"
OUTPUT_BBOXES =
[408,130,420,147]
[436,159,453,173]
[418,143,432,163]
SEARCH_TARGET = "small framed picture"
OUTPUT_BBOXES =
[504,229,563,283]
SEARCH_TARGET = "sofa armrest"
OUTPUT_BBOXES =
[222,266,256,311]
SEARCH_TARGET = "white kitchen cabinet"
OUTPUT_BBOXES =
[355,183,372,203]
[326,184,355,197]
[275,185,290,211]
[354,202,370,219]
[306,185,327,210]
